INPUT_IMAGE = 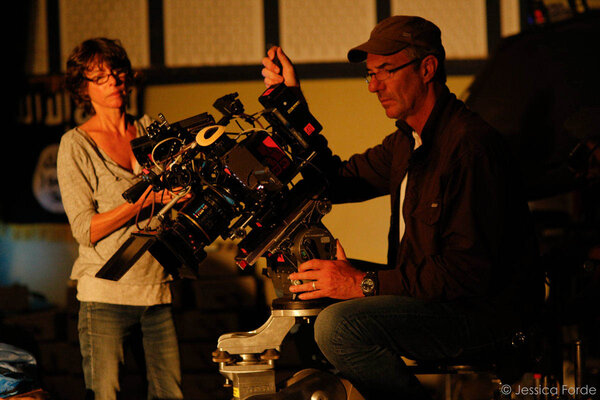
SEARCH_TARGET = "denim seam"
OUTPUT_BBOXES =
[333,317,368,381]
[86,303,96,392]
[145,312,160,399]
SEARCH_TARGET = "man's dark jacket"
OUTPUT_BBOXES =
[324,86,543,322]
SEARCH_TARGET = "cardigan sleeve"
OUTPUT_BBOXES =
[57,131,97,247]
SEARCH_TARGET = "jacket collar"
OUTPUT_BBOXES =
[395,85,452,155]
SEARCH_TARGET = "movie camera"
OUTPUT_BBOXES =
[97,84,335,291]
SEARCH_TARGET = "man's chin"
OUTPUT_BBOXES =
[383,107,400,120]
[378,101,395,117]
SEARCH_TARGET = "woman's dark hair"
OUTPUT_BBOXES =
[65,38,134,115]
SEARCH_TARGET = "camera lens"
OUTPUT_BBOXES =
[173,188,236,246]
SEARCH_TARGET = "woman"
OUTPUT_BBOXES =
[57,38,184,400]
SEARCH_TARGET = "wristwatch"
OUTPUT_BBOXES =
[360,271,378,297]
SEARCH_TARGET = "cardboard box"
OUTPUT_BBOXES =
[173,310,240,341]
[42,374,86,400]
[191,275,259,310]
[3,309,67,341]
[0,284,29,312]
[179,341,220,372]
[37,341,82,374]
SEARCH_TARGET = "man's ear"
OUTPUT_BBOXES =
[421,55,438,83]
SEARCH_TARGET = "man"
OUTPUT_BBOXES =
[262,16,543,399]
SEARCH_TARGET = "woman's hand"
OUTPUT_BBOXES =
[89,187,191,245]
[138,187,191,208]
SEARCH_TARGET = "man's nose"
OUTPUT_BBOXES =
[368,77,383,93]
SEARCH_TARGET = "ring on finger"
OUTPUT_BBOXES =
[312,281,316,291]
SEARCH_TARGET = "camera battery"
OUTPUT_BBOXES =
[259,84,323,141]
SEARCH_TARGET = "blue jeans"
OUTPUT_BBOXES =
[314,296,511,400]
[78,302,183,400]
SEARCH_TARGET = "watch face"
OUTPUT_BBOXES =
[361,278,375,293]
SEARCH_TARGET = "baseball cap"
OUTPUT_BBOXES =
[348,15,444,62]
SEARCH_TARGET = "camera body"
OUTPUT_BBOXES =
[97,84,335,299]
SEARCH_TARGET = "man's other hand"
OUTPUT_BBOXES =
[289,241,366,300]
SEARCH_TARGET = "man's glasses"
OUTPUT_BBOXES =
[84,70,128,85]
[365,58,421,84]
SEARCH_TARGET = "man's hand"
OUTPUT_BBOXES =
[261,46,300,88]
[288,241,366,300]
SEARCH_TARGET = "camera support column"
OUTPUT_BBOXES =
[213,304,323,399]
